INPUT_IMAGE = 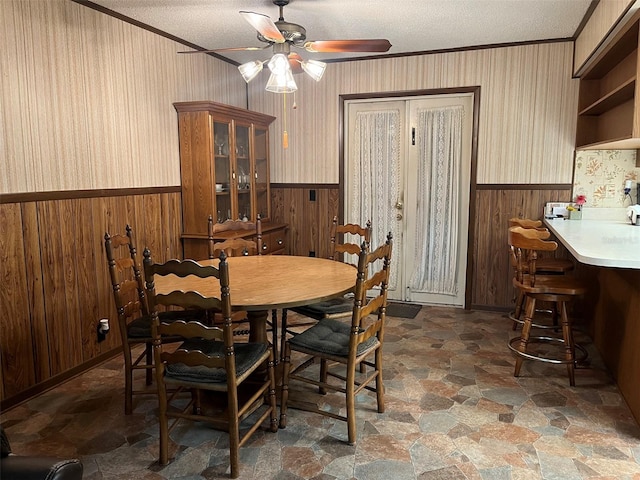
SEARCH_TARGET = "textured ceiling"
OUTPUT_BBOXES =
[88,0,594,65]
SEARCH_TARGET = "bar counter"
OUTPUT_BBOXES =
[544,216,640,269]
[545,211,640,425]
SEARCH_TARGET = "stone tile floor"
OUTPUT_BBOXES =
[2,306,640,479]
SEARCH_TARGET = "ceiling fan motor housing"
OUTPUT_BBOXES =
[276,21,306,44]
[257,20,306,45]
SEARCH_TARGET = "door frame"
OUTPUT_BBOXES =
[339,87,481,309]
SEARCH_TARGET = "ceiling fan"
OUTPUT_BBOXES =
[178,0,392,92]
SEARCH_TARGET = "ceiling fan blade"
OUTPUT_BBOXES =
[288,53,303,74]
[240,11,285,43]
[304,39,392,53]
[178,45,270,54]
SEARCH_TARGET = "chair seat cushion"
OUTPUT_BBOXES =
[165,341,268,383]
[127,310,205,338]
[292,296,353,318]
[289,318,378,357]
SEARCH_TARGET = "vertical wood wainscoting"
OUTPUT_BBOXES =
[270,185,340,259]
[472,185,572,310]
[0,188,182,409]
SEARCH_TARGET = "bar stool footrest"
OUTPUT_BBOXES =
[508,335,588,365]
[508,310,558,330]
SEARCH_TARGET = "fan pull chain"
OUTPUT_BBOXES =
[283,92,289,149]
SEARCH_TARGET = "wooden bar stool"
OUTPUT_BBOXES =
[508,218,575,273]
[507,218,574,330]
[507,227,588,386]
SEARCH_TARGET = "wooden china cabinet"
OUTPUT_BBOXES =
[174,101,288,259]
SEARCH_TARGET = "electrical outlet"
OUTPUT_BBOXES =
[97,318,109,342]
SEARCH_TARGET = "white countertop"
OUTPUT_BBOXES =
[544,214,640,269]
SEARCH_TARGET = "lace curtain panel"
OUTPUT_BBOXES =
[409,105,463,295]
[349,109,401,289]
[349,105,463,297]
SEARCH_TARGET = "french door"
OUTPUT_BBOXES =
[344,94,474,306]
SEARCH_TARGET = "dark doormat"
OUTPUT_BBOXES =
[386,302,422,319]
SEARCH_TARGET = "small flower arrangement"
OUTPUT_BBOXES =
[567,195,586,219]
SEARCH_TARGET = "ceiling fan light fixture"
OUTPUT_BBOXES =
[301,59,326,81]
[267,53,291,75]
[265,69,297,93]
[238,60,264,83]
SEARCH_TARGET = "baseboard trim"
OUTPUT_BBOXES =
[0,347,121,411]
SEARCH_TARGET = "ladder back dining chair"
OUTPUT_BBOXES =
[104,225,202,415]
[143,250,278,479]
[207,214,279,361]
[279,233,393,445]
[279,217,371,362]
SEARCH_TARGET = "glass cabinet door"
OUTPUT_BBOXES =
[213,121,232,222]
[235,124,251,221]
[254,127,269,220]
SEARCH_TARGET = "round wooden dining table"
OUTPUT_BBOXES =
[152,255,358,344]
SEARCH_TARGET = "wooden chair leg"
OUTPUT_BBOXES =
[319,359,328,395]
[157,383,169,465]
[227,388,240,479]
[123,343,134,415]
[279,342,291,429]
[192,388,201,415]
[514,296,535,377]
[346,366,357,445]
[512,290,524,330]
[145,343,153,385]
[375,349,385,413]
[559,301,576,386]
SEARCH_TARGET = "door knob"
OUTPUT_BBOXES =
[395,201,403,210]
[396,213,403,220]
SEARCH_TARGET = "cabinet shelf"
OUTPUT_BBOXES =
[574,135,640,150]
[575,14,640,150]
[578,77,636,116]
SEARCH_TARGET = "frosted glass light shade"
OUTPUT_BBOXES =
[265,70,298,93]
[267,53,291,75]
[301,59,326,81]
[238,60,264,82]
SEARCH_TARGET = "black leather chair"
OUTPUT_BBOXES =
[0,426,83,480]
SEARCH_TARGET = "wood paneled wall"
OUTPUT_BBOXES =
[1,0,245,194]
[471,186,572,309]
[270,185,340,258]
[0,190,182,408]
[250,42,579,185]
